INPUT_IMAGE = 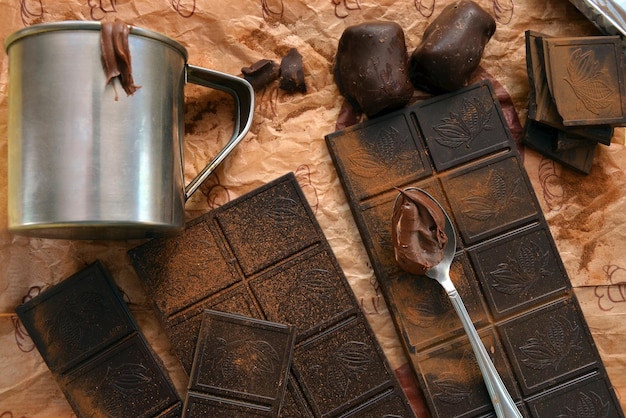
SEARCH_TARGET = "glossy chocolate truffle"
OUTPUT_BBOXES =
[334,21,414,118]
[392,188,448,275]
[409,0,495,93]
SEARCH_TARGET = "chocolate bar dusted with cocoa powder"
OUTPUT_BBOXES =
[129,173,416,417]
[325,80,624,417]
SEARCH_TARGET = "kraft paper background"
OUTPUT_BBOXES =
[0,0,625,415]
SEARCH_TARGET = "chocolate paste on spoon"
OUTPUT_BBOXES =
[392,188,448,275]
[101,20,141,97]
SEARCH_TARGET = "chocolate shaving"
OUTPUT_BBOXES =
[101,20,141,98]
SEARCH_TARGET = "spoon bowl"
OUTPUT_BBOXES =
[397,188,522,418]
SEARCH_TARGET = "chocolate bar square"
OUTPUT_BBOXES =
[15,261,181,417]
[525,31,614,145]
[442,155,539,244]
[417,328,521,417]
[389,252,488,353]
[498,298,599,396]
[61,334,182,418]
[324,79,623,417]
[468,224,570,319]
[412,81,513,171]
[183,310,296,417]
[527,372,624,417]
[543,35,626,127]
[325,112,432,201]
[129,173,416,417]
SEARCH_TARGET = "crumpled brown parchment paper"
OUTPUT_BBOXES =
[1,0,625,415]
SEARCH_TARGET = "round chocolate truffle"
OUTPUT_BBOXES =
[334,21,414,118]
[409,0,496,93]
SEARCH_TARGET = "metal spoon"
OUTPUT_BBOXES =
[401,188,522,418]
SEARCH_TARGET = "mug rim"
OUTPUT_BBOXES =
[4,20,188,61]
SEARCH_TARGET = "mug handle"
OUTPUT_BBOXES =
[183,65,255,200]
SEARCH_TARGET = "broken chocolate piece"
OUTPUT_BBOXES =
[15,261,181,417]
[279,48,306,94]
[128,173,416,418]
[392,188,448,275]
[523,118,596,174]
[183,310,295,417]
[101,20,141,96]
[542,35,626,126]
[409,0,496,93]
[242,59,280,90]
[325,79,623,417]
[334,21,414,118]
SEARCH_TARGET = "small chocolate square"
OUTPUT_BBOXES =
[412,80,512,171]
[543,35,626,126]
[292,316,396,416]
[527,372,624,417]
[61,334,182,418]
[469,224,570,319]
[129,221,242,317]
[442,155,539,244]
[525,31,615,144]
[389,253,488,353]
[249,249,355,339]
[215,178,320,276]
[15,262,136,374]
[325,112,432,202]
[417,328,520,417]
[184,310,295,417]
[498,299,599,396]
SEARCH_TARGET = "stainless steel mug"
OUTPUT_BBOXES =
[4,21,254,240]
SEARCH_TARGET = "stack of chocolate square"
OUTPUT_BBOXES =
[523,31,626,173]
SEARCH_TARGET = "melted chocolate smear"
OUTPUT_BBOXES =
[101,20,141,99]
[392,188,448,276]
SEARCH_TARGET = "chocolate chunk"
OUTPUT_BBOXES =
[324,79,622,417]
[522,118,596,174]
[242,59,280,90]
[409,0,495,93]
[542,35,626,127]
[15,261,181,417]
[128,173,416,417]
[334,21,414,118]
[392,188,448,275]
[183,310,295,417]
[525,31,615,144]
[279,48,306,94]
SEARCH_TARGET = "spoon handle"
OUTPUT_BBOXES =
[447,288,523,418]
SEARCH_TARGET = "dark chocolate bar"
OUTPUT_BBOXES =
[183,310,295,417]
[129,173,416,417]
[324,80,624,417]
[15,261,182,418]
